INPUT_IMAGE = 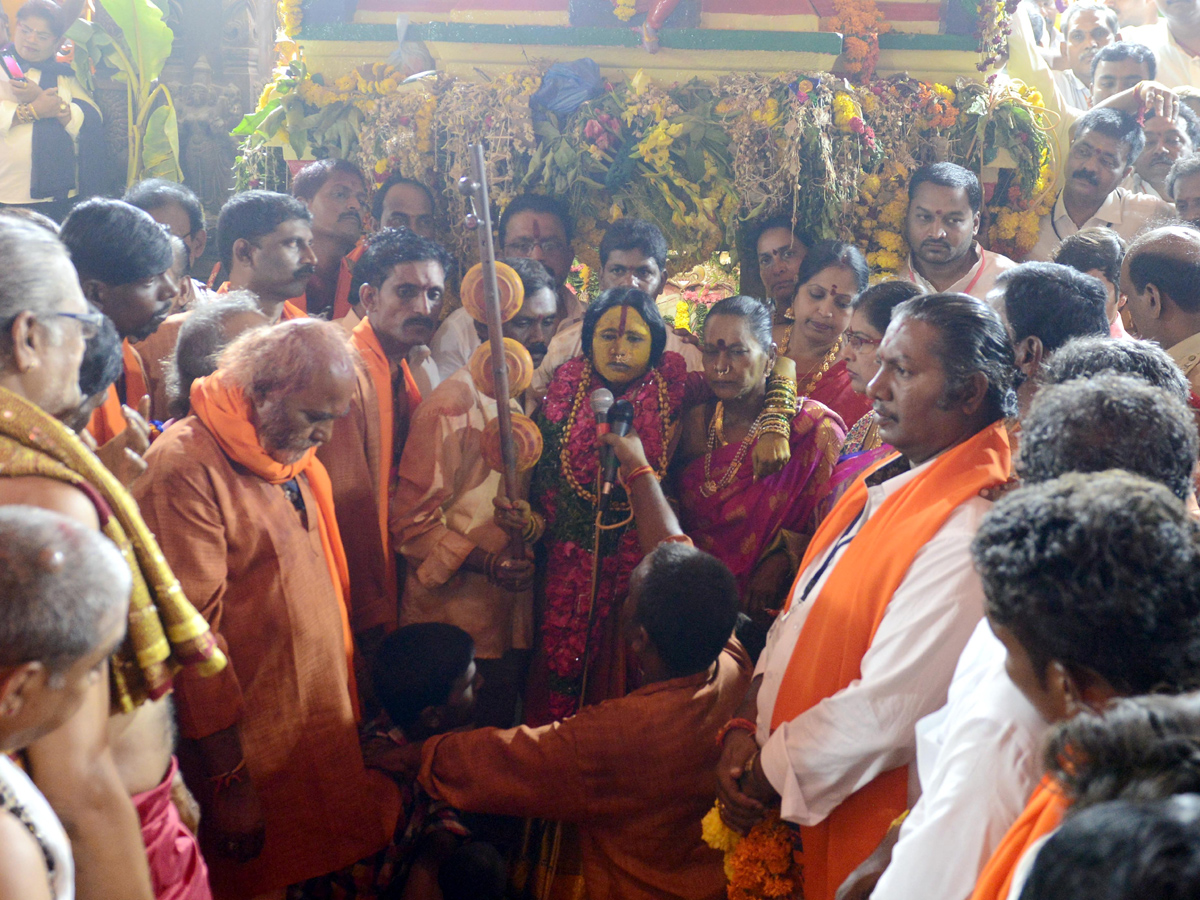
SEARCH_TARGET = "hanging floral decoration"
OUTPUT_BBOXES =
[976,0,1025,72]
[822,0,891,83]
[234,61,1055,278]
[277,0,304,41]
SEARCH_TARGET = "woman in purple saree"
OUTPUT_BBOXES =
[675,296,844,633]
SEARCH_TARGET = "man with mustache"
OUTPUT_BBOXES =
[391,257,560,728]
[1124,0,1200,89]
[316,228,452,660]
[59,198,177,455]
[429,192,581,386]
[291,158,369,320]
[1054,2,1122,110]
[1126,104,1199,199]
[1028,108,1174,261]
[214,190,316,323]
[135,320,403,898]
[898,163,1018,300]
[1167,154,1200,225]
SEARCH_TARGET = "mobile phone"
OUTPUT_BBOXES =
[1,54,23,82]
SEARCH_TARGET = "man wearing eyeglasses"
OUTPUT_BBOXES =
[1027,108,1175,261]
[59,198,177,452]
[0,214,223,900]
[0,0,102,221]
[427,192,582,388]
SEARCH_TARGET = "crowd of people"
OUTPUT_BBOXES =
[3,0,1200,899]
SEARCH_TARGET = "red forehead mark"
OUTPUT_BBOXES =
[530,219,542,240]
[715,339,728,350]
[618,305,629,337]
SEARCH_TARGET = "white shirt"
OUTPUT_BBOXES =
[1026,188,1176,261]
[1123,22,1200,90]
[871,620,1049,900]
[0,755,73,900]
[1123,171,1169,202]
[898,245,1020,300]
[1052,70,1091,111]
[529,318,704,405]
[0,67,89,205]
[755,456,993,826]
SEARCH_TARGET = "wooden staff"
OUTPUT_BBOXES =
[459,143,524,557]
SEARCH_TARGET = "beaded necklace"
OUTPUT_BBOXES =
[701,402,763,498]
[559,359,673,510]
[794,336,844,396]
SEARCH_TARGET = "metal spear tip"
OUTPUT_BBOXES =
[464,213,479,230]
[457,176,479,196]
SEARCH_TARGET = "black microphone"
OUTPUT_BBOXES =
[599,399,635,514]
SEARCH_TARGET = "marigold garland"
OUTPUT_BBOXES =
[277,0,303,40]
[234,62,1056,279]
[701,804,803,899]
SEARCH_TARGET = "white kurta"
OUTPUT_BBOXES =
[897,245,1020,300]
[1026,188,1175,261]
[0,755,73,900]
[871,619,1049,900]
[754,456,992,826]
[1123,22,1200,90]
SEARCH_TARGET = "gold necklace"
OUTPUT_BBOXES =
[797,336,843,395]
[701,401,762,498]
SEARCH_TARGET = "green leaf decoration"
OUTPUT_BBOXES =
[142,103,182,179]
[97,0,174,85]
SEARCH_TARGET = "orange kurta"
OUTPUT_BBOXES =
[135,415,400,899]
[420,641,752,900]
[215,282,306,322]
[87,340,151,444]
[768,422,1013,900]
[131,312,188,423]
[316,318,420,636]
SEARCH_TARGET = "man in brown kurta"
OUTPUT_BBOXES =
[418,434,751,899]
[317,228,451,640]
[135,320,400,899]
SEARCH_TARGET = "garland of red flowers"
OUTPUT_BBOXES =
[533,352,691,719]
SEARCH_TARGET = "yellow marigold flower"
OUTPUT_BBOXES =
[862,174,882,195]
[700,805,741,853]
[374,159,388,175]
[629,68,651,97]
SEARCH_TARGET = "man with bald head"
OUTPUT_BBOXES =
[0,506,132,900]
[135,319,401,898]
[1121,225,1200,402]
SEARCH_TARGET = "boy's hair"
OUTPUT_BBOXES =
[1040,335,1191,404]
[1053,227,1127,288]
[370,623,475,732]
[353,227,454,290]
[972,471,1200,696]
[599,218,668,273]
[993,262,1111,355]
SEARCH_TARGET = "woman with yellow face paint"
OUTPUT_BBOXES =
[526,287,705,725]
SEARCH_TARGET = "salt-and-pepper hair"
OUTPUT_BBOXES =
[0,218,77,362]
[0,506,131,674]
[219,317,357,403]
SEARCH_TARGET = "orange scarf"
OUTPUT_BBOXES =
[333,242,366,322]
[348,317,421,554]
[770,421,1012,900]
[216,282,307,323]
[87,341,149,444]
[189,372,360,719]
[969,777,1067,900]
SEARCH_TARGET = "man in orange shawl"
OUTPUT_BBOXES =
[135,320,400,899]
[212,190,316,324]
[59,198,177,448]
[0,216,224,900]
[967,469,1200,900]
[316,227,450,647]
[716,293,1018,900]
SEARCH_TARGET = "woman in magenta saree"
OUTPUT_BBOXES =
[817,280,925,518]
[676,296,845,628]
